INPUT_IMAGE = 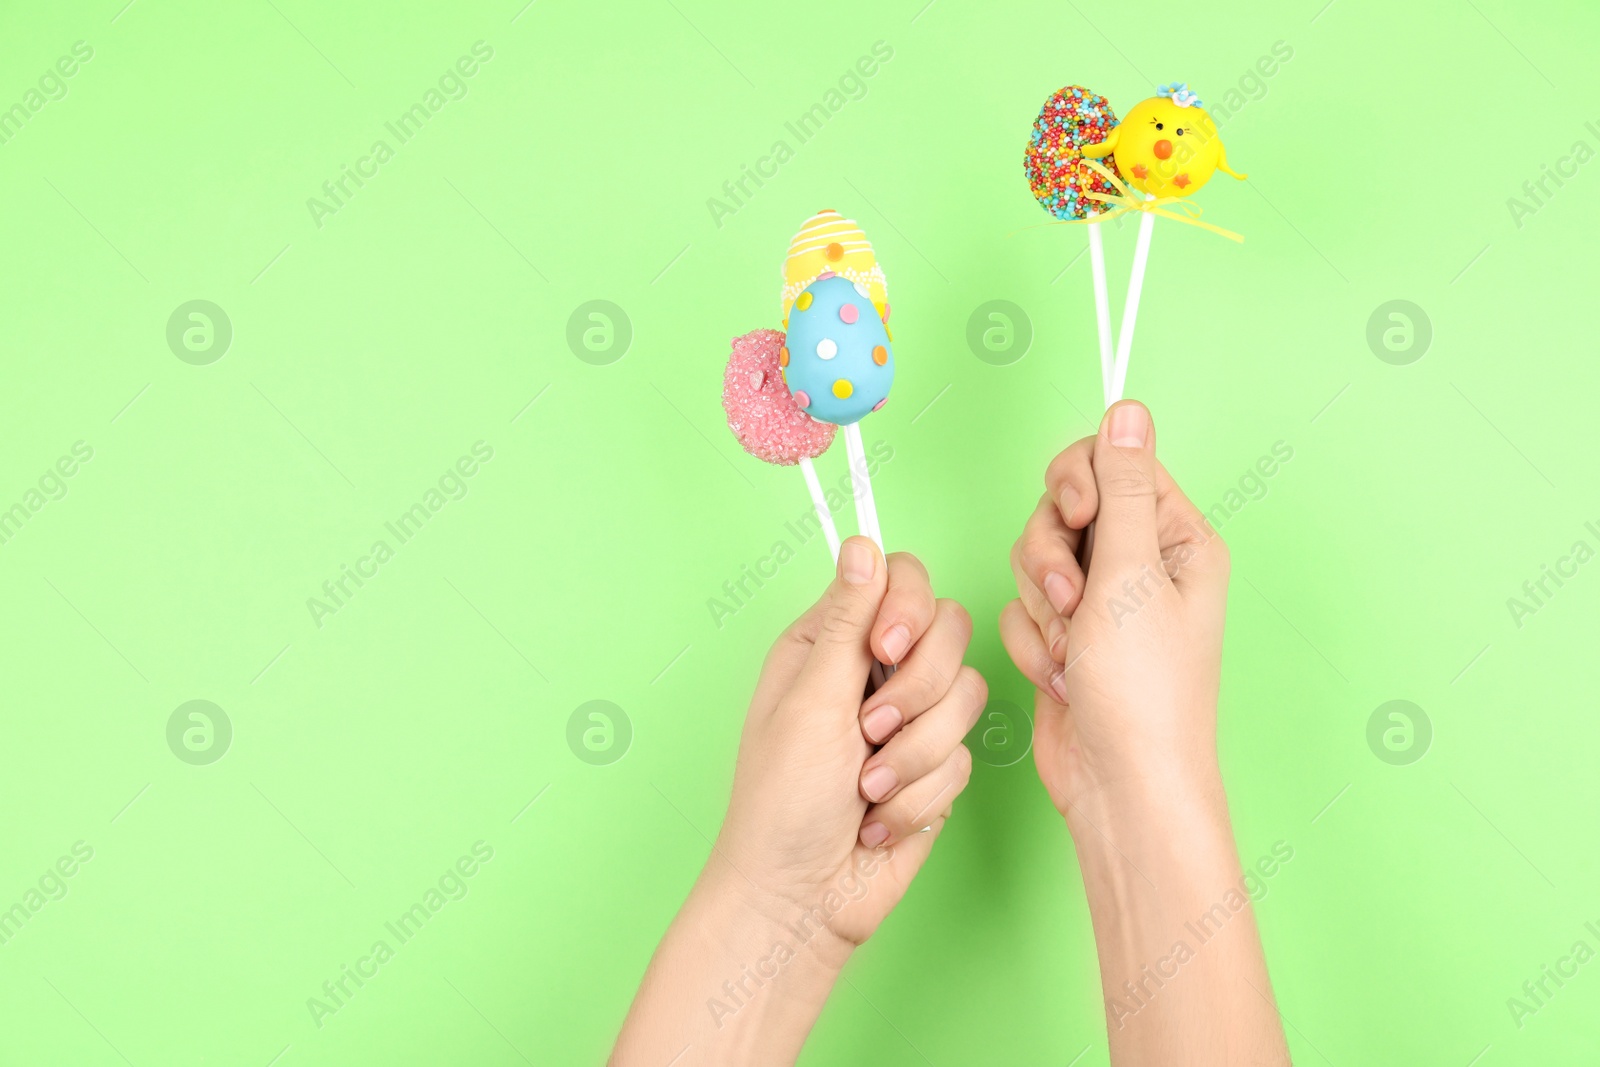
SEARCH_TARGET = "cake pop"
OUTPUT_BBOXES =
[1024,85,1121,396]
[1081,83,1245,199]
[781,273,894,550]
[1023,85,1122,221]
[781,275,894,427]
[722,328,841,557]
[781,209,889,324]
[1026,81,1245,409]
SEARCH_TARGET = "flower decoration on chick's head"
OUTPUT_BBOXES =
[1157,82,1202,109]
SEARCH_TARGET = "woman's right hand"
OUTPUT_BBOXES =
[999,400,1231,821]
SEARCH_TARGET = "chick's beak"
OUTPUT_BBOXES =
[1152,139,1173,160]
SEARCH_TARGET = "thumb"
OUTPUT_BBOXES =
[1089,401,1162,577]
[793,537,886,708]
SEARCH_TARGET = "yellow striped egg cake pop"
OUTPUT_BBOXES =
[780,209,889,325]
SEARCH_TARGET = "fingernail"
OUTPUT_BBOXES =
[1046,617,1067,662]
[1107,403,1150,449]
[861,764,899,803]
[860,822,890,848]
[862,704,903,744]
[1043,572,1073,614]
[1059,485,1081,525]
[881,624,911,664]
[841,539,875,585]
[1050,669,1070,705]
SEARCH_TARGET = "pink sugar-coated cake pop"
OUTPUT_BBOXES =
[722,328,836,466]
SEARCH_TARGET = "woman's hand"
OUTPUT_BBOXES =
[999,401,1288,1066]
[719,537,983,948]
[614,538,982,1065]
[1000,400,1230,819]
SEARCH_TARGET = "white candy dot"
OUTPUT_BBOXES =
[816,338,838,360]
[853,282,870,299]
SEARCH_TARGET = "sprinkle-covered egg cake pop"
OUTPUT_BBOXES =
[1081,83,1245,198]
[722,329,836,465]
[781,209,889,324]
[781,275,893,426]
[1024,86,1122,220]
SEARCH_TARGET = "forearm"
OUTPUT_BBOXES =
[613,854,852,1066]
[1067,766,1289,1066]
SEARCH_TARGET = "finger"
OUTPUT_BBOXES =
[1000,599,1070,705]
[859,744,973,848]
[850,812,948,883]
[1009,540,1058,647]
[1088,400,1164,578]
[1152,457,1231,593]
[1016,493,1085,617]
[872,552,934,666]
[1009,542,1070,662]
[858,599,972,744]
[788,537,887,711]
[1044,435,1099,530]
[859,666,986,805]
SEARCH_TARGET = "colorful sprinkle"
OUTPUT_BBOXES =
[839,303,859,324]
[816,338,837,360]
[1023,85,1123,221]
[832,379,853,399]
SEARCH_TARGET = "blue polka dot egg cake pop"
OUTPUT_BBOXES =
[780,273,894,426]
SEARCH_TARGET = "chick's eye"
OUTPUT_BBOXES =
[1154,122,1164,130]
[1176,128,1185,136]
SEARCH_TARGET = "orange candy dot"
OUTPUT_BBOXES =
[872,345,887,366]
[779,346,789,367]
[825,242,844,261]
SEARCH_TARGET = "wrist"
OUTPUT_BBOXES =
[694,854,855,989]
[1063,757,1236,893]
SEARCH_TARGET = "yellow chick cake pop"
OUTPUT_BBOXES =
[780,209,889,325]
[1082,83,1245,198]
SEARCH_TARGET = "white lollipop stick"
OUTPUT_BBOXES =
[798,455,841,561]
[842,422,883,552]
[1086,221,1115,404]
[1107,202,1156,405]
[843,421,893,689]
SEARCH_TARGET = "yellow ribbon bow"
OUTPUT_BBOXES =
[1062,158,1244,243]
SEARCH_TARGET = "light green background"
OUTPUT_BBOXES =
[1,0,1596,1063]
